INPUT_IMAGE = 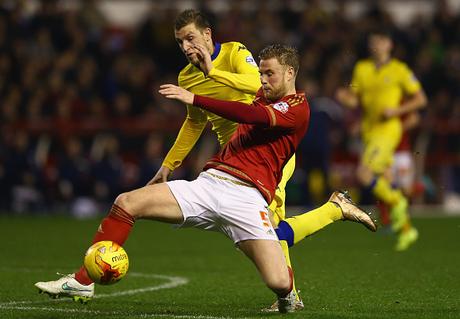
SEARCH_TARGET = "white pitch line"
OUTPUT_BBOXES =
[0,305,232,319]
[0,272,188,307]
[0,272,236,318]
[96,273,189,298]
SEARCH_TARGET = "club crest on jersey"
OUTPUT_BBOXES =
[273,101,289,113]
[246,56,257,66]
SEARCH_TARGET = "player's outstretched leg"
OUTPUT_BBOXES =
[35,183,182,302]
[274,190,377,250]
[34,203,135,302]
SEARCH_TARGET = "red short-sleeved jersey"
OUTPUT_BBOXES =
[203,90,310,203]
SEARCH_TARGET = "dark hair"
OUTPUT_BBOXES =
[174,9,211,31]
[258,44,299,75]
[369,28,393,39]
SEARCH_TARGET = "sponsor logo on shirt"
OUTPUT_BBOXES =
[273,101,289,114]
[246,56,257,66]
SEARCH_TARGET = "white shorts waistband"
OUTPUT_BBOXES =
[204,168,254,188]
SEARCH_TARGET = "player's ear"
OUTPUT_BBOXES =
[286,66,295,81]
[203,27,212,42]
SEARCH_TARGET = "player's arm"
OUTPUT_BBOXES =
[398,90,427,115]
[384,90,427,120]
[148,105,207,184]
[335,64,361,109]
[335,87,359,109]
[194,43,260,94]
[383,65,427,119]
[193,95,269,124]
[400,65,428,114]
[159,84,269,125]
[159,84,310,129]
[193,95,308,130]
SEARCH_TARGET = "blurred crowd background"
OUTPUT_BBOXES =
[1,0,459,216]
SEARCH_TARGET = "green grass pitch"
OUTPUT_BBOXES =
[0,214,459,319]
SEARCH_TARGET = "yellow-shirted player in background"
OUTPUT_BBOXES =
[336,30,427,251]
[150,9,376,311]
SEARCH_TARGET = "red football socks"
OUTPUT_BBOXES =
[75,204,135,285]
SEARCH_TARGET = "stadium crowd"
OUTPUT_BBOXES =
[1,0,459,215]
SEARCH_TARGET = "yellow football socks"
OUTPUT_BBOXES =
[373,176,403,206]
[283,202,342,245]
[279,240,298,297]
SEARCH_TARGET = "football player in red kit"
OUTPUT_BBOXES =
[35,44,374,313]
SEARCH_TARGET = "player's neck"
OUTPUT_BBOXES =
[286,87,297,97]
[373,55,391,68]
[209,42,216,56]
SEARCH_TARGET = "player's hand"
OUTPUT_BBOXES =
[350,121,361,136]
[335,87,358,109]
[402,111,421,131]
[335,87,348,102]
[382,108,400,120]
[147,166,171,185]
[193,43,213,76]
[159,84,194,105]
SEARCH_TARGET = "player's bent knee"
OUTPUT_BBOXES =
[114,192,138,218]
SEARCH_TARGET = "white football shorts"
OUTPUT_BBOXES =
[166,168,278,244]
[392,151,415,190]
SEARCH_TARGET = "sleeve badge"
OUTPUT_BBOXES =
[245,56,257,66]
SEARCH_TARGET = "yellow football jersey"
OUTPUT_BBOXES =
[163,41,260,170]
[351,58,422,173]
[162,41,296,221]
[351,58,421,139]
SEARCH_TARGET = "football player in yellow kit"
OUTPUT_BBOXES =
[150,9,376,311]
[336,30,427,251]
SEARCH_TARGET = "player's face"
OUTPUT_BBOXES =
[175,23,211,65]
[369,34,392,58]
[259,58,290,101]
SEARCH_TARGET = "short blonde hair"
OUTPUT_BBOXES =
[258,44,299,75]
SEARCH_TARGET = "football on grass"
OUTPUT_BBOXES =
[84,241,129,285]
